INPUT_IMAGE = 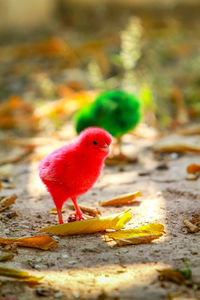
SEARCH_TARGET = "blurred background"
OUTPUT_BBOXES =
[0,0,200,137]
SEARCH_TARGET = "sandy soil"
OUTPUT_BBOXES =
[0,127,200,300]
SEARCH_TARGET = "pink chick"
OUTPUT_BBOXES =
[39,127,112,224]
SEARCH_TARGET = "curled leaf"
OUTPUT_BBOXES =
[0,252,14,262]
[106,154,137,165]
[48,207,66,215]
[186,164,200,174]
[183,219,199,233]
[0,194,17,212]
[67,204,101,216]
[0,235,57,250]
[106,223,164,246]
[153,134,200,153]
[39,210,132,236]
[157,268,186,284]
[99,192,142,207]
[0,266,43,286]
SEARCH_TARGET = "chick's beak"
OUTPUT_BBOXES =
[100,143,109,152]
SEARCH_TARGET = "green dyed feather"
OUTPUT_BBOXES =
[74,90,141,138]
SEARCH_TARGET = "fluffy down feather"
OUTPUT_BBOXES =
[39,127,112,224]
[75,90,141,138]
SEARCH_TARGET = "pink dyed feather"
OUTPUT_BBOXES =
[39,127,112,223]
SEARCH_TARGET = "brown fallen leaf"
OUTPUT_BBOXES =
[106,223,164,246]
[153,134,200,153]
[186,163,200,174]
[171,86,189,126]
[0,252,14,262]
[0,146,34,165]
[175,123,200,135]
[99,192,142,207]
[157,268,186,284]
[0,194,17,212]
[0,235,57,250]
[106,154,137,165]
[183,219,199,233]
[48,207,66,215]
[190,214,200,226]
[67,204,101,217]
[0,266,43,286]
[0,180,2,191]
[39,210,132,236]
[0,95,39,131]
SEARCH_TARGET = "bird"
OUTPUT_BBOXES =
[39,127,112,224]
[74,90,141,155]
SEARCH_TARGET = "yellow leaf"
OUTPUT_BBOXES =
[0,266,43,286]
[99,192,142,207]
[0,253,14,262]
[106,223,164,246]
[39,210,132,236]
[0,235,57,250]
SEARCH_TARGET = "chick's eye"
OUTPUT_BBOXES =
[93,141,98,145]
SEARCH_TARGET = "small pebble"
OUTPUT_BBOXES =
[68,260,77,265]
[6,212,17,219]
[72,291,80,298]
[62,254,69,259]
[170,152,179,160]
[55,292,63,298]
[156,191,162,197]
[34,264,41,270]
[36,287,51,296]
[52,236,60,241]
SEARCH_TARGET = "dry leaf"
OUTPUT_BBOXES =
[99,192,142,207]
[106,223,164,246]
[0,252,14,262]
[39,210,132,236]
[0,266,43,286]
[171,86,189,125]
[186,164,200,174]
[67,204,101,217]
[0,194,17,212]
[175,123,200,135]
[106,154,137,165]
[157,268,186,284]
[0,235,57,250]
[48,207,66,215]
[0,95,39,131]
[0,146,34,165]
[190,214,200,226]
[0,180,2,191]
[153,134,200,153]
[183,219,199,233]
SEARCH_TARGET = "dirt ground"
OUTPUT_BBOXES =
[0,124,200,300]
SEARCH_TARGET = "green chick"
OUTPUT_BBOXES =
[74,90,141,154]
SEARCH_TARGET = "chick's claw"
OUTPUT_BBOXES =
[67,212,91,223]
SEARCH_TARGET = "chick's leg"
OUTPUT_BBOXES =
[57,207,64,224]
[71,196,86,221]
[45,181,68,224]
